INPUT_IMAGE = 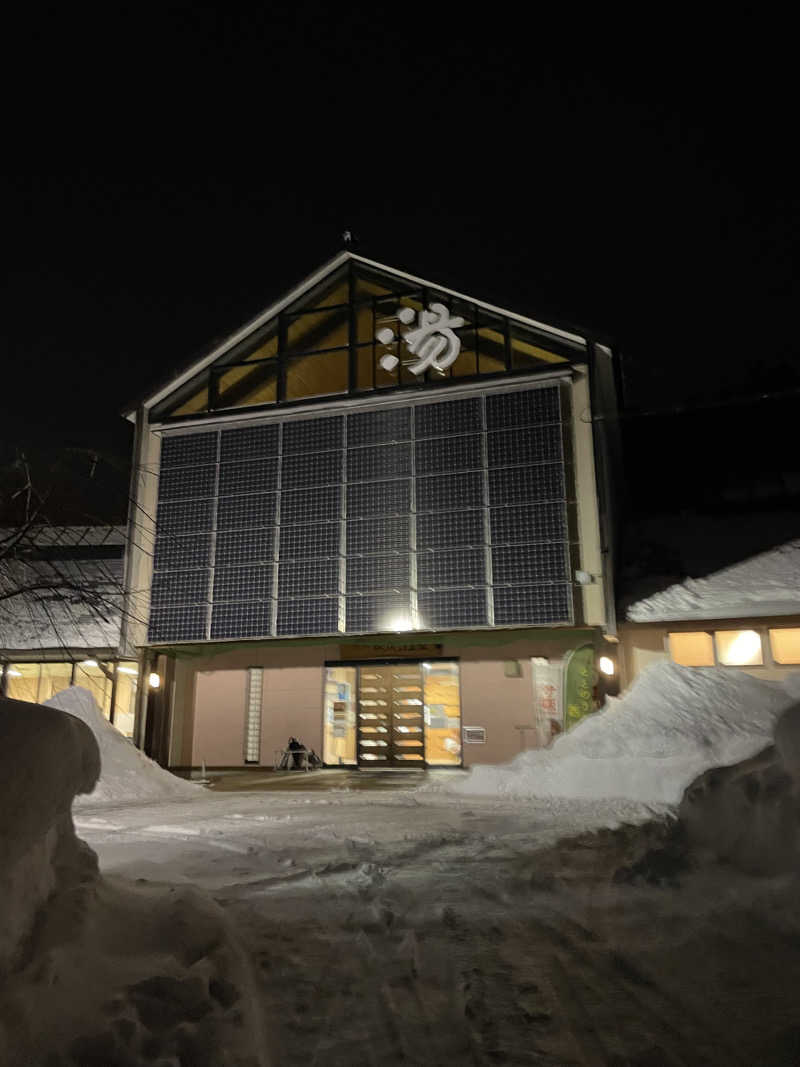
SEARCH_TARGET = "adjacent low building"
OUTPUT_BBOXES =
[621,539,800,683]
[0,525,138,736]
[122,252,621,771]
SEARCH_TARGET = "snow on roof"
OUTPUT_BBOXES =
[0,525,127,548]
[0,545,125,653]
[626,539,800,623]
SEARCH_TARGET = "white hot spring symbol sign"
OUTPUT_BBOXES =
[376,303,465,375]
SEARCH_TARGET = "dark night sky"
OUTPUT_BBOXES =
[2,8,798,572]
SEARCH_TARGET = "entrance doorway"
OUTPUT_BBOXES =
[323,660,462,767]
[358,663,425,765]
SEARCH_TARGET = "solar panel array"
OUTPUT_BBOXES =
[148,384,573,642]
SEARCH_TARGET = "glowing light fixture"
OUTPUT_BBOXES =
[148,672,161,689]
[598,656,615,677]
[387,613,413,633]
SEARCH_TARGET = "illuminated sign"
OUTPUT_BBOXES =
[376,303,465,375]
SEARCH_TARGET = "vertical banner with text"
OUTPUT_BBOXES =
[531,657,564,746]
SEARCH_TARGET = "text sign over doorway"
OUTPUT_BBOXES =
[339,643,443,661]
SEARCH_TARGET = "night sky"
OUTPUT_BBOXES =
[2,9,797,581]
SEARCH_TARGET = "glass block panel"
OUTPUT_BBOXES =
[218,458,279,497]
[277,597,339,636]
[213,564,273,603]
[415,397,481,438]
[493,583,572,625]
[283,416,344,454]
[281,450,342,489]
[219,423,279,463]
[488,463,565,506]
[347,516,409,555]
[217,492,277,531]
[418,589,488,628]
[347,479,410,518]
[215,527,275,566]
[279,522,340,560]
[491,542,569,585]
[160,432,218,469]
[148,604,208,642]
[155,497,214,534]
[489,502,568,545]
[417,510,484,550]
[346,554,410,593]
[347,443,411,482]
[153,532,212,571]
[278,557,339,599]
[347,406,411,447]
[280,485,341,525]
[151,569,210,606]
[211,601,273,640]
[158,465,216,501]
[415,435,482,475]
[488,424,563,468]
[346,593,412,633]
[416,470,483,513]
[485,385,561,429]
[417,548,485,588]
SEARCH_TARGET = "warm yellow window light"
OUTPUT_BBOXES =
[769,628,800,665]
[668,632,715,667]
[715,629,763,666]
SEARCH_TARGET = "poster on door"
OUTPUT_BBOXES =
[530,657,564,746]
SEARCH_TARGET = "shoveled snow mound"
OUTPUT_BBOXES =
[45,687,198,806]
[453,662,800,805]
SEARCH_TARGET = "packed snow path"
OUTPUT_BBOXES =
[77,788,800,1066]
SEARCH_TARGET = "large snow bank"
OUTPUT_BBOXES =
[45,686,197,806]
[0,695,99,975]
[627,538,800,621]
[454,662,800,805]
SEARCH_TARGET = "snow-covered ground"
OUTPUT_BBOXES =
[5,669,800,1064]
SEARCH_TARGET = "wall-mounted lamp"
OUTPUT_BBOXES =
[598,656,615,677]
[148,672,161,689]
[574,570,595,586]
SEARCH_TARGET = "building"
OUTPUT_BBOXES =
[621,539,800,683]
[0,525,139,736]
[121,252,620,771]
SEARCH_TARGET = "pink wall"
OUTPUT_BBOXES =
[170,634,592,769]
[192,669,247,767]
[259,666,324,766]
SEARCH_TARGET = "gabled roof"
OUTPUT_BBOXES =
[626,540,800,623]
[126,251,591,420]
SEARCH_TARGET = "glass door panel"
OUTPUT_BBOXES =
[324,666,357,765]
[423,661,462,765]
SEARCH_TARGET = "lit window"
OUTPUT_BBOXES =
[668,632,714,667]
[715,629,763,666]
[769,628,800,665]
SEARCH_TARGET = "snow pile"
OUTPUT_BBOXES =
[680,700,800,875]
[45,686,197,806]
[627,538,800,621]
[454,662,800,805]
[0,695,99,976]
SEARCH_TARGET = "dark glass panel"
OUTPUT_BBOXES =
[285,350,349,399]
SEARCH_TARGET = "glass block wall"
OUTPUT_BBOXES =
[148,382,573,642]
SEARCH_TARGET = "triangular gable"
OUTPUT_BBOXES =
[141,253,588,422]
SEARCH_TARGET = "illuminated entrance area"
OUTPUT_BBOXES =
[323,661,461,767]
